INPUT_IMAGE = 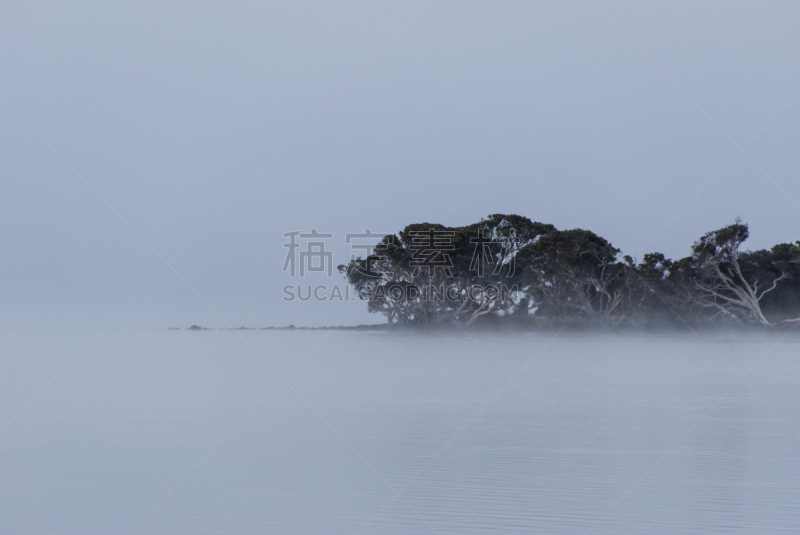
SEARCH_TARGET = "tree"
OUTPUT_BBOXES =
[338,215,799,328]
[338,214,553,325]
[688,219,789,325]
[517,229,627,322]
[741,241,800,323]
[616,252,678,325]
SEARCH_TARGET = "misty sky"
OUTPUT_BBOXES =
[1,0,799,330]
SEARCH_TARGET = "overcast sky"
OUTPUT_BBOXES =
[1,0,799,331]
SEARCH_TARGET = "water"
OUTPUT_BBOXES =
[1,329,799,533]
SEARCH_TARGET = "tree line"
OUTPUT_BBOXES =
[338,214,800,327]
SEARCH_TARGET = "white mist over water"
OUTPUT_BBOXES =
[1,329,799,533]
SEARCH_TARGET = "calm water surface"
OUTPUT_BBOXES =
[1,329,799,533]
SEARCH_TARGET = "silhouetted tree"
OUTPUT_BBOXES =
[518,229,626,322]
[338,214,552,324]
[687,219,790,325]
[338,215,799,328]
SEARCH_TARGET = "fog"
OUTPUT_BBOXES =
[2,2,800,533]
[3,330,800,533]
[1,1,799,329]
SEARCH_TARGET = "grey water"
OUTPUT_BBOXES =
[1,329,799,534]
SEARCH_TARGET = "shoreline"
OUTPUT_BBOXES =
[172,321,800,334]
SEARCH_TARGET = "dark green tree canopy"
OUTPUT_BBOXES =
[338,214,800,327]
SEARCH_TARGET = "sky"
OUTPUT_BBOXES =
[1,0,799,330]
